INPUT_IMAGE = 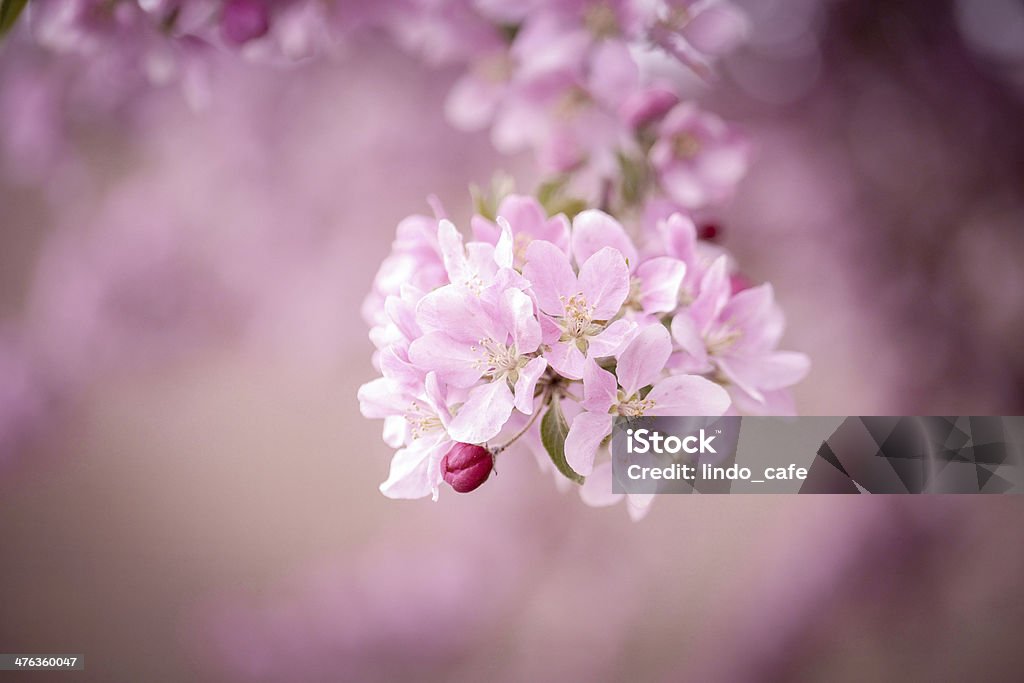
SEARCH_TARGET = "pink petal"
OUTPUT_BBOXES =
[514,356,548,415]
[357,378,402,419]
[718,351,810,395]
[546,339,586,380]
[588,319,637,357]
[587,39,640,110]
[579,461,624,507]
[379,436,450,501]
[564,411,613,476]
[408,331,484,388]
[659,212,698,263]
[689,255,731,331]
[384,294,421,341]
[578,247,631,320]
[637,257,686,314]
[444,73,502,131]
[626,493,655,521]
[682,3,750,57]
[617,324,672,397]
[523,239,577,316]
[494,217,515,269]
[415,285,488,341]
[670,313,708,367]
[496,194,546,237]
[437,219,469,283]
[572,209,638,269]
[646,374,731,416]
[447,379,515,444]
[582,358,617,414]
[499,287,541,353]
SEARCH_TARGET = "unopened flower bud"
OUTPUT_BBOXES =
[441,443,494,493]
[698,222,721,241]
[221,0,270,46]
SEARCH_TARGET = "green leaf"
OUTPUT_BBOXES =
[540,397,585,485]
[0,0,28,38]
[617,151,650,208]
[536,175,588,219]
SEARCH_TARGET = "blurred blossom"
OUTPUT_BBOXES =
[650,102,751,209]
[955,0,1024,64]
[26,193,249,381]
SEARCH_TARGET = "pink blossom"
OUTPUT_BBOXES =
[522,239,635,379]
[564,324,730,475]
[671,257,810,414]
[409,283,547,443]
[358,372,454,500]
[649,0,751,76]
[650,102,752,209]
[471,194,572,267]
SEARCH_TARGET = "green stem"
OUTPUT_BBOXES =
[490,388,550,454]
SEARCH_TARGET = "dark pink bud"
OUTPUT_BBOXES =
[221,0,270,46]
[698,222,721,241]
[441,443,494,493]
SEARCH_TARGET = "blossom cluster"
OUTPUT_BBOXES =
[402,0,752,203]
[359,194,809,516]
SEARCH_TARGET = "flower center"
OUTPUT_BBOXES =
[554,86,592,120]
[585,3,620,39]
[406,401,442,439]
[477,53,514,83]
[706,327,742,355]
[663,6,691,31]
[556,294,607,352]
[472,338,523,380]
[672,132,702,159]
[616,390,655,417]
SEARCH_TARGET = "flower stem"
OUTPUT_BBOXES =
[490,389,549,455]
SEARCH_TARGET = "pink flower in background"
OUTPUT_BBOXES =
[649,0,751,76]
[650,102,752,209]
[220,0,271,45]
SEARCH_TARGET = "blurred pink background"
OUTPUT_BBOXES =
[3,1,1024,680]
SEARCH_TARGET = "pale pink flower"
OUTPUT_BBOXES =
[409,283,547,443]
[671,257,810,414]
[571,209,686,317]
[522,239,635,379]
[471,194,572,267]
[649,0,751,76]
[564,323,730,475]
[650,102,751,209]
[358,372,454,500]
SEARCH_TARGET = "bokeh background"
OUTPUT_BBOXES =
[3,1,1024,680]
